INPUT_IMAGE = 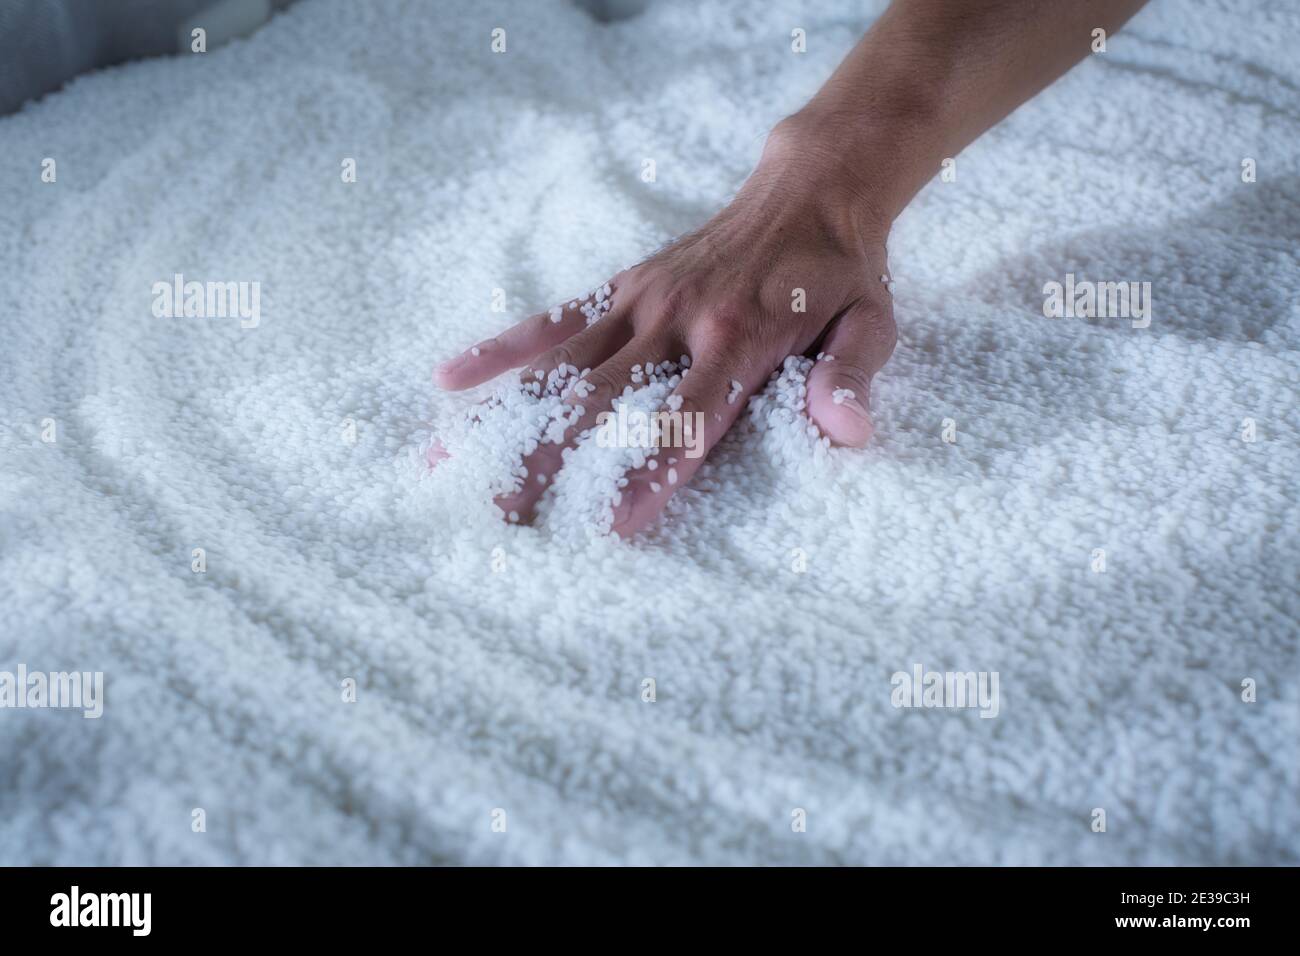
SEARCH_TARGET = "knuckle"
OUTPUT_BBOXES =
[673,393,709,424]
[545,343,577,371]
[692,306,751,352]
[865,309,898,359]
[520,343,575,386]
[863,281,895,315]
[710,295,754,326]
[583,365,624,397]
[828,365,872,392]
[659,282,696,318]
[611,263,645,294]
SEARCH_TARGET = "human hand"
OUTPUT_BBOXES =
[433,117,897,537]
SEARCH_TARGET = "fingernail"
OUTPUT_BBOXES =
[433,353,468,387]
[831,387,868,417]
[436,353,467,375]
[843,395,869,418]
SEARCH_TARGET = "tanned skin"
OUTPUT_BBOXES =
[435,0,1151,536]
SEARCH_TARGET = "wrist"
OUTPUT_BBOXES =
[761,32,956,228]
[734,127,885,263]
[755,110,929,240]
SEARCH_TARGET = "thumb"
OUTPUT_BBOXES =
[805,294,896,447]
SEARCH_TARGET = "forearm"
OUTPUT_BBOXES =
[771,0,1150,228]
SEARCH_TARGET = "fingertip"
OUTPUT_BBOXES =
[808,385,874,447]
[433,356,467,390]
[427,441,449,469]
[436,340,497,389]
[814,404,874,447]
